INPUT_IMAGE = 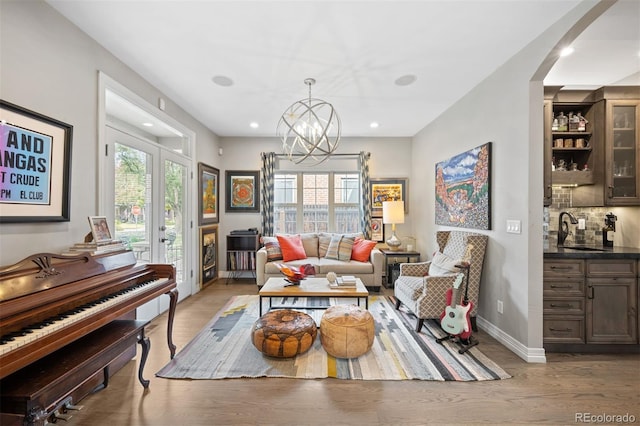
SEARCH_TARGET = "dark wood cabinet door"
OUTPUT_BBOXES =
[586,277,637,344]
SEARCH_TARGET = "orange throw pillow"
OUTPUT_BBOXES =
[277,234,307,262]
[351,238,377,262]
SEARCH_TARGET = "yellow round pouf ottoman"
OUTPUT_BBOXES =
[320,304,375,358]
[251,309,317,358]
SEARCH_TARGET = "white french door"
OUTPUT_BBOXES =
[105,126,191,320]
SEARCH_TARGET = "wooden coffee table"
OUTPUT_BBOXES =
[258,277,369,316]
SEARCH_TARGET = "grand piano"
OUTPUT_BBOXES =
[0,250,178,426]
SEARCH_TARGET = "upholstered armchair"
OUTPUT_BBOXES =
[394,231,488,332]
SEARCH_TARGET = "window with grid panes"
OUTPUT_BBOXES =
[274,172,360,234]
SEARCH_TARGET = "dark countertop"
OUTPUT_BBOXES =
[544,245,640,259]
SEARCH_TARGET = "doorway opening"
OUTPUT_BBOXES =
[98,72,196,320]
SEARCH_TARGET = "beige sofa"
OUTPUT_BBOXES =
[256,233,384,291]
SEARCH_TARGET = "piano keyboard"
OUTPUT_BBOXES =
[0,277,169,355]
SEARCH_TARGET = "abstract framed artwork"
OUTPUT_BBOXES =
[0,100,73,223]
[370,178,408,217]
[198,162,219,225]
[435,142,491,230]
[225,170,260,213]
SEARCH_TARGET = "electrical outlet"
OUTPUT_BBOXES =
[578,218,586,230]
[497,300,504,314]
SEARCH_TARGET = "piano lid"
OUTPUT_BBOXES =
[0,251,136,302]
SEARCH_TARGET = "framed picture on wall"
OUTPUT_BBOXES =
[200,225,218,287]
[225,170,260,213]
[370,217,385,242]
[435,142,491,230]
[198,162,219,225]
[0,100,73,223]
[370,178,408,217]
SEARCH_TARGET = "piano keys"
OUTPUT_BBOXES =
[0,250,178,426]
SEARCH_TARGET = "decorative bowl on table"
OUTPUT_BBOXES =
[275,263,306,285]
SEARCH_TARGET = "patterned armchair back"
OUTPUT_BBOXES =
[435,231,488,302]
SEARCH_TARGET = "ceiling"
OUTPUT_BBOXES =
[47,0,639,139]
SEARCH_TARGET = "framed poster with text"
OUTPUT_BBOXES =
[0,100,73,222]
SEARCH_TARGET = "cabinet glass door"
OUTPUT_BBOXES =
[607,101,639,204]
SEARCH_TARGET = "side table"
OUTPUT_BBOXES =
[380,249,420,288]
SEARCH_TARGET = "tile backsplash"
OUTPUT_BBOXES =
[543,187,638,248]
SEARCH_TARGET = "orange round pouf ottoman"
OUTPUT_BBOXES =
[251,309,317,358]
[320,304,375,358]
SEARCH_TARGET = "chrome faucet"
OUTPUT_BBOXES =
[557,211,579,247]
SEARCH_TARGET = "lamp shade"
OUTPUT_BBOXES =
[382,201,405,224]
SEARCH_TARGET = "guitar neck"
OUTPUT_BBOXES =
[449,286,460,309]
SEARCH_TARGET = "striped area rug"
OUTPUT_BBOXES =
[156,295,510,381]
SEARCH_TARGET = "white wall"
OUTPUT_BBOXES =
[217,137,413,268]
[0,0,221,266]
[410,0,610,361]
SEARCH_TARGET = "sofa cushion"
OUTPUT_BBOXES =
[428,251,461,276]
[351,238,377,262]
[262,236,283,262]
[325,235,355,261]
[300,233,319,258]
[318,258,373,274]
[318,233,332,258]
[277,234,307,262]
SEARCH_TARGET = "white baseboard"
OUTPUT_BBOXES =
[477,316,547,363]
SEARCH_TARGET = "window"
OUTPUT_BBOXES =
[274,172,360,234]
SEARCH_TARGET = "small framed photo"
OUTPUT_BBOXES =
[88,216,112,243]
[371,217,385,242]
[225,170,260,213]
[198,162,219,225]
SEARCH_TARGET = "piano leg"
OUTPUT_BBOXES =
[137,329,150,389]
[91,366,110,393]
[166,288,178,359]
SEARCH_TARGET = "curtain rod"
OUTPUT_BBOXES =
[275,153,361,158]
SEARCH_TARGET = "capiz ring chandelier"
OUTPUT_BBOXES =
[277,78,341,165]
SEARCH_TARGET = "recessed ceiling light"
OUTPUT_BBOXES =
[394,74,417,86]
[142,122,153,127]
[212,75,234,87]
[560,46,574,57]
[370,122,379,129]
[250,122,259,129]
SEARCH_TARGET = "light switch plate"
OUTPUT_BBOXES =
[578,218,586,230]
[506,220,521,234]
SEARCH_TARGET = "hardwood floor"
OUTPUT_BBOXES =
[65,281,639,426]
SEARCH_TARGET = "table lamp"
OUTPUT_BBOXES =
[382,200,404,251]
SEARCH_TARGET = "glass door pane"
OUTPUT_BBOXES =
[114,143,152,262]
[163,158,187,287]
[612,104,637,198]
